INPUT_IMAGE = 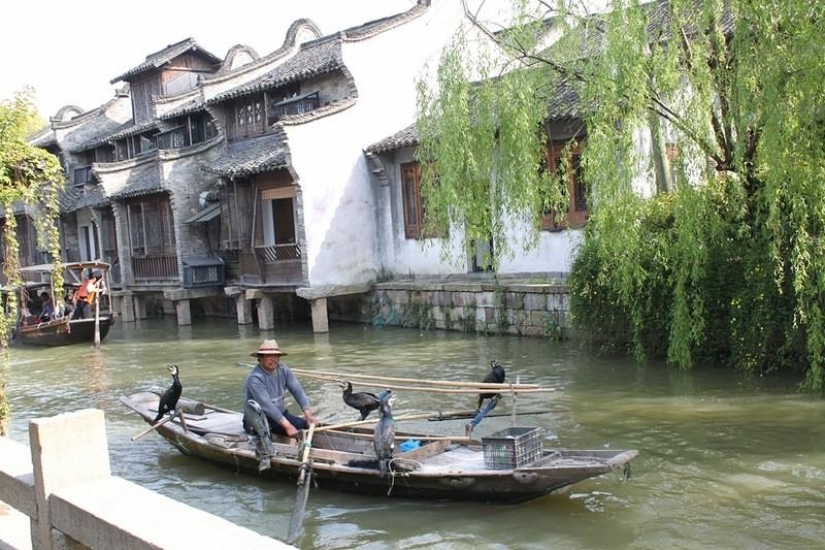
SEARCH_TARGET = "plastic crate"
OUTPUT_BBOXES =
[482,427,543,470]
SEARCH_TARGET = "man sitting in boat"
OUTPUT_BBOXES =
[243,339,317,438]
[71,270,103,320]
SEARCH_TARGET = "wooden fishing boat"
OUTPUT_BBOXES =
[121,391,638,504]
[14,261,114,347]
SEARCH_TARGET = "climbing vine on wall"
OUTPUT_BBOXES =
[0,90,65,433]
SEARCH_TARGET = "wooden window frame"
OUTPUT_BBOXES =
[541,140,589,231]
[127,196,176,257]
[401,162,423,239]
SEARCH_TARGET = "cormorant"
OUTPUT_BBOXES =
[244,399,275,471]
[337,380,381,421]
[154,364,182,422]
[477,360,505,412]
[374,391,396,477]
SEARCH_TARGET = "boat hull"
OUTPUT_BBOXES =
[15,316,113,346]
[121,391,637,504]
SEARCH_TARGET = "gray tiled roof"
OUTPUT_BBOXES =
[202,132,290,178]
[69,187,110,212]
[85,119,159,150]
[365,124,418,154]
[209,38,343,103]
[57,187,83,212]
[29,128,57,148]
[341,2,428,41]
[109,163,162,199]
[544,76,581,120]
[111,37,221,84]
[159,97,205,120]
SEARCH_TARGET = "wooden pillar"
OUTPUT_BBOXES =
[311,298,328,333]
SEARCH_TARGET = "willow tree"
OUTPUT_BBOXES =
[0,90,64,434]
[417,0,825,389]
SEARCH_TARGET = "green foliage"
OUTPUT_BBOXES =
[0,90,64,434]
[417,0,825,390]
[416,24,563,266]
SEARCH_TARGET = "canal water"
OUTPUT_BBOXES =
[4,318,824,549]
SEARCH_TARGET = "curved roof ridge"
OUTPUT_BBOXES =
[341,2,430,42]
[207,36,344,104]
[204,19,323,85]
[49,88,128,130]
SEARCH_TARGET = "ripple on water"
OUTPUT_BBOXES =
[5,319,825,550]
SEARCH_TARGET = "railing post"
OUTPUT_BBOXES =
[29,409,110,550]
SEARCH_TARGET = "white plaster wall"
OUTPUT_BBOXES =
[386,147,466,276]
[287,110,381,286]
[497,225,584,274]
[286,2,469,286]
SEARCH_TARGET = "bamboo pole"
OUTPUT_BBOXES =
[290,367,542,390]
[131,415,173,441]
[295,372,556,394]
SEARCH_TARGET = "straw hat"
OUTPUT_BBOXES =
[251,339,287,357]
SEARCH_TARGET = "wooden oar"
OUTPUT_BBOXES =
[131,415,173,441]
[287,423,316,545]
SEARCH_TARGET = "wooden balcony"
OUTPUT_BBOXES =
[268,92,319,123]
[255,244,300,262]
[132,254,179,282]
[234,245,302,285]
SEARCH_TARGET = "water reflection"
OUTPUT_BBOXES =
[5,317,825,549]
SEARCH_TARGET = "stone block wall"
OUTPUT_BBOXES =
[328,280,571,339]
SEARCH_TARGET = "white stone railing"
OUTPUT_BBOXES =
[0,409,293,550]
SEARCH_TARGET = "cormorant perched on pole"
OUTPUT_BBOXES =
[337,380,381,421]
[477,360,505,412]
[374,392,396,477]
[154,364,182,422]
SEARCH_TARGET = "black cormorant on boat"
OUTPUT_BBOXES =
[337,380,381,421]
[374,392,396,477]
[477,360,505,412]
[243,399,275,471]
[153,364,182,422]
